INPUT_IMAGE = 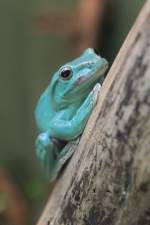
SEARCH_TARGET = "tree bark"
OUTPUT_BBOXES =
[37,1,150,224]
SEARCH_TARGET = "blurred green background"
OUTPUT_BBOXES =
[0,0,144,224]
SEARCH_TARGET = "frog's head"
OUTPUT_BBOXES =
[49,48,108,109]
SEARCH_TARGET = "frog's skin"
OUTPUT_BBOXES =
[35,48,108,181]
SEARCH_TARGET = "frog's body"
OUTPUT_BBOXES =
[35,48,108,181]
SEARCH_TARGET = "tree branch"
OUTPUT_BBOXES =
[37,1,150,224]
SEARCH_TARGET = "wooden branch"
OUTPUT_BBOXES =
[37,1,150,224]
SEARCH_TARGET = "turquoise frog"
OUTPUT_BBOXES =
[35,48,108,181]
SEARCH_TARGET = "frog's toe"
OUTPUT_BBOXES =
[91,83,101,105]
[83,83,101,109]
[93,83,101,93]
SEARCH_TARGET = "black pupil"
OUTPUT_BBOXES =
[61,69,71,78]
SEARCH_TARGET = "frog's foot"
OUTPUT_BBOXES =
[35,133,51,160]
[55,138,80,176]
[91,83,101,106]
[59,137,80,164]
[83,83,101,111]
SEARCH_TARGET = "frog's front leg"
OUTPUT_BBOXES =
[51,83,101,140]
[70,83,101,135]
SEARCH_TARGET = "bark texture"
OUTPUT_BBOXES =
[37,1,150,224]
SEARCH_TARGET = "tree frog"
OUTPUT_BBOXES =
[35,48,108,181]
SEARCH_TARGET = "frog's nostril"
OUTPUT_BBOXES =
[93,48,100,56]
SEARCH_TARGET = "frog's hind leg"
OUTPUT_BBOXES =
[35,133,61,180]
[35,133,80,181]
[35,133,53,161]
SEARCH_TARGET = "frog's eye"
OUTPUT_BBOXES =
[59,66,73,80]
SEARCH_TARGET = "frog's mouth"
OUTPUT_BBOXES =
[76,62,108,85]
[64,59,108,98]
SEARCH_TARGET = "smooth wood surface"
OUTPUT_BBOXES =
[37,1,150,224]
